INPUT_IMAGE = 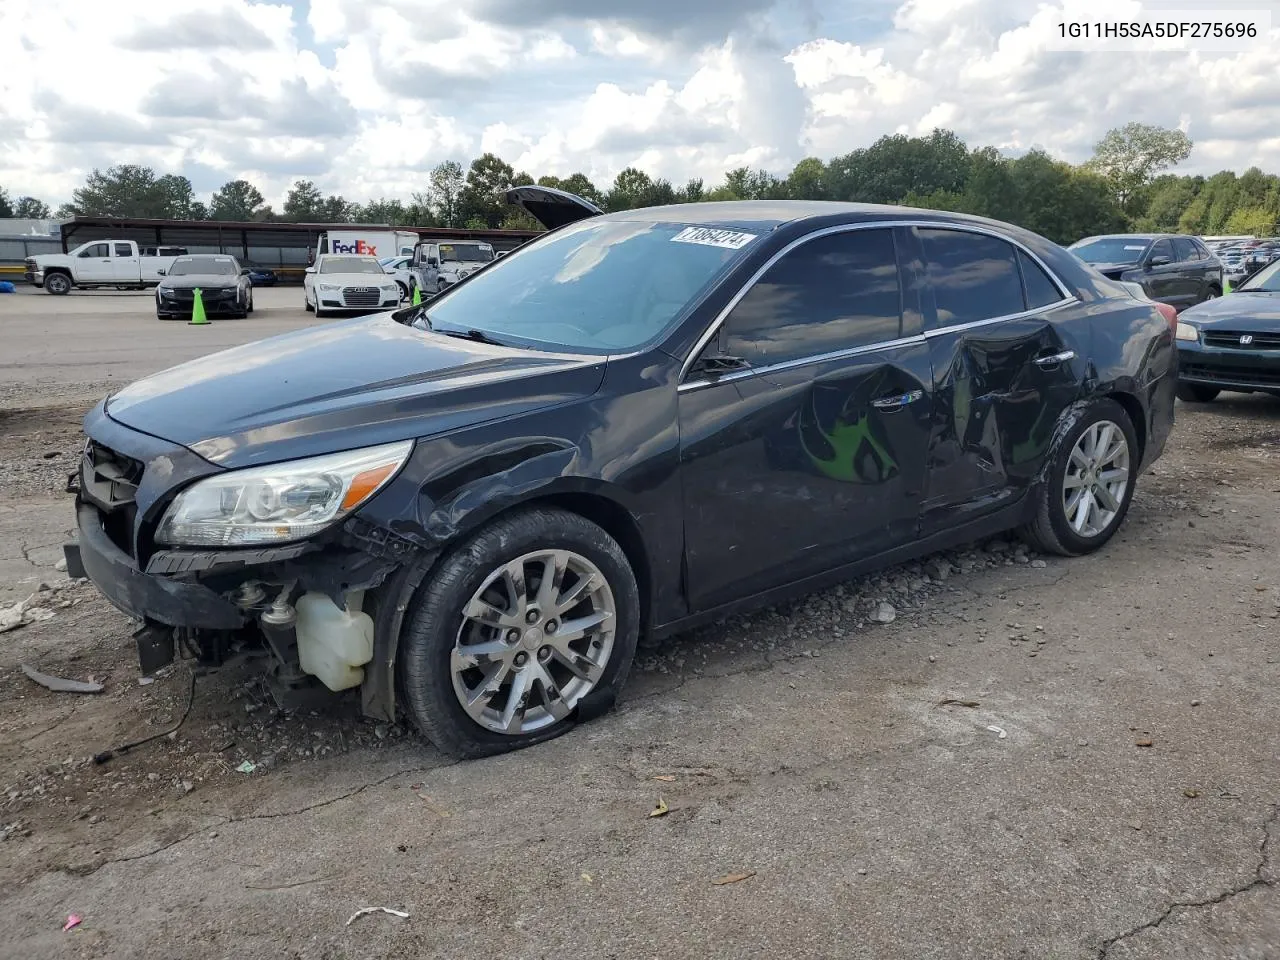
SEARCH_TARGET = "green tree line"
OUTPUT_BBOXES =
[4,123,1276,243]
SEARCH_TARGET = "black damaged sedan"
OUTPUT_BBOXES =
[65,187,1177,759]
[1174,258,1280,402]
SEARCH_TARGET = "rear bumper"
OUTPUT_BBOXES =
[1176,344,1280,392]
[68,505,246,629]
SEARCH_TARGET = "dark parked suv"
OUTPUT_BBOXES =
[63,189,1178,759]
[1068,233,1223,312]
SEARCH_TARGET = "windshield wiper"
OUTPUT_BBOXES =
[436,327,507,346]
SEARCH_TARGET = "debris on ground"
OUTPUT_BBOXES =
[653,774,677,782]
[1135,739,1154,748]
[649,798,669,818]
[937,698,980,708]
[20,664,104,694]
[711,871,756,885]
[235,761,257,774]
[986,725,1008,740]
[345,906,409,926]
[870,601,897,624]
[62,915,82,931]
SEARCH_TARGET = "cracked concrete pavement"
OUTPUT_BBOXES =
[2,287,1279,959]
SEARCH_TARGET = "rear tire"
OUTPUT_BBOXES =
[1176,383,1219,403]
[1019,398,1139,557]
[398,507,639,760]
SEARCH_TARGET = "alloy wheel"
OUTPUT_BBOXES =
[451,549,616,735]
[1062,419,1130,538]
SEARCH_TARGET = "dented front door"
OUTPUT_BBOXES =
[677,225,934,612]
[908,225,1088,535]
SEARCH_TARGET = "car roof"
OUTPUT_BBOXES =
[589,199,1059,234]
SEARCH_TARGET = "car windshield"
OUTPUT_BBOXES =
[1239,260,1280,292]
[1070,238,1152,263]
[421,219,756,353]
[438,243,494,263]
[168,257,237,276]
[320,256,384,275]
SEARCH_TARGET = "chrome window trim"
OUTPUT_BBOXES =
[677,333,928,394]
[677,218,1079,386]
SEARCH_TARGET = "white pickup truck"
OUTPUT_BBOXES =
[25,240,188,295]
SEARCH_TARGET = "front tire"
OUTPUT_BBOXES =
[304,293,314,313]
[399,507,640,759]
[44,273,71,295]
[1020,398,1139,557]
[1176,383,1219,403]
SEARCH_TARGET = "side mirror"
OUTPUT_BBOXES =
[690,354,750,380]
[155,269,165,276]
[241,267,250,276]
[305,266,316,274]
[1148,255,1171,268]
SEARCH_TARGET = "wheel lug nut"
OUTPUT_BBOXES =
[525,610,539,625]
[514,652,528,667]
[544,619,557,634]
[506,629,520,644]
[538,645,551,663]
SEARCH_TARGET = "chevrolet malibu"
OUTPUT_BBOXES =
[63,188,1177,759]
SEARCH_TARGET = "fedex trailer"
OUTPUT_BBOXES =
[315,230,418,261]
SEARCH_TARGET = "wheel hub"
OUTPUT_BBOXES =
[450,548,617,736]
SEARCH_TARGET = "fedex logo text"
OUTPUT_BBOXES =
[333,239,378,255]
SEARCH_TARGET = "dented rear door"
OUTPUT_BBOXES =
[909,225,1088,535]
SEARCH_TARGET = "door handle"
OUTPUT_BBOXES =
[1033,350,1075,368]
[871,389,924,410]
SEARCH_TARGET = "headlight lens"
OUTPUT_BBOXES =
[1175,322,1199,342]
[317,282,341,292]
[155,440,413,546]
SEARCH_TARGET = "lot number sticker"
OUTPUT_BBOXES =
[671,227,757,250]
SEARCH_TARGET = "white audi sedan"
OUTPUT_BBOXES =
[303,254,402,317]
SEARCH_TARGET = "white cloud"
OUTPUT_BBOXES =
[1,0,1279,208]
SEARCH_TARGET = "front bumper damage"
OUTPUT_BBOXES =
[63,402,428,720]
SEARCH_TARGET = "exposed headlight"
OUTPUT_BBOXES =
[381,284,398,293]
[154,440,414,547]
[317,282,342,292]
[1175,322,1199,342]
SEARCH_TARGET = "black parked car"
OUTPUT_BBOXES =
[1173,257,1280,401]
[1068,233,1222,312]
[155,254,254,320]
[64,189,1177,759]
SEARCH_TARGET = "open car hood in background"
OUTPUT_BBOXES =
[505,185,603,231]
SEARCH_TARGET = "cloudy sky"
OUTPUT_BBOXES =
[2,0,1278,207]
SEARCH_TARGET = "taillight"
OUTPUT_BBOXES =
[1153,301,1177,332]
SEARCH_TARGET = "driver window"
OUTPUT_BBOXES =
[719,228,903,367]
[79,243,109,258]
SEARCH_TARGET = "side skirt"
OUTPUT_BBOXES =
[650,496,1033,641]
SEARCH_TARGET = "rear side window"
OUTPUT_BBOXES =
[918,228,1024,325]
[1172,238,1198,262]
[114,243,133,258]
[1018,250,1063,309]
[722,228,903,366]
[1149,239,1174,263]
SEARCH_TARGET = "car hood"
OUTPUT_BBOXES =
[1085,260,1140,274]
[311,273,398,286]
[1180,291,1280,327]
[159,275,240,289]
[103,312,607,469]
